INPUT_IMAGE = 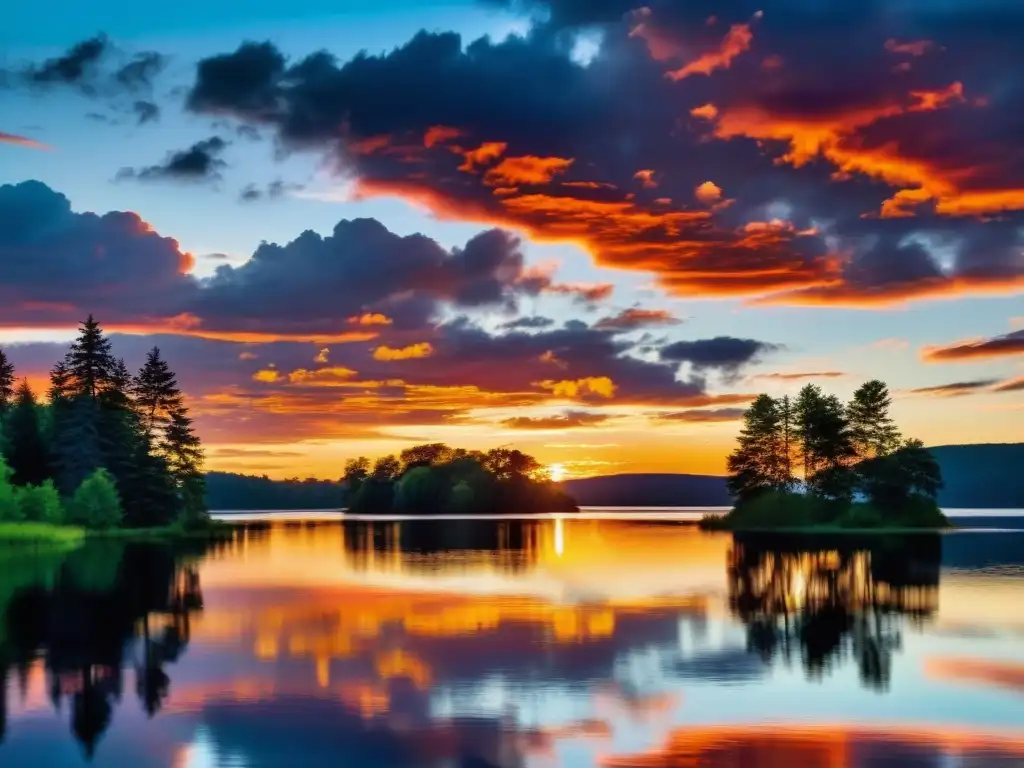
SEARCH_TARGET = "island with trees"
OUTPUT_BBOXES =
[342,443,578,515]
[703,380,949,531]
[0,316,215,543]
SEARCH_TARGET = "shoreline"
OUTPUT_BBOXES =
[0,520,236,546]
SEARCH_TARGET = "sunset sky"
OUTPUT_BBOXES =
[2,0,1022,480]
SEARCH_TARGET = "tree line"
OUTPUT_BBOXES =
[0,316,206,529]
[724,380,945,527]
[343,443,577,515]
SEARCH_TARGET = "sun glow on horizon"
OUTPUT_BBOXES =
[548,462,567,482]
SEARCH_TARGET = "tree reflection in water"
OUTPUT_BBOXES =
[0,539,216,756]
[728,533,941,690]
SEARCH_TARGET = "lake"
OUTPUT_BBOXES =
[2,513,1023,766]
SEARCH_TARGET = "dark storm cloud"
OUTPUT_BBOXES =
[660,337,781,375]
[117,136,229,183]
[0,180,193,326]
[114,51,167,92]
[0,181,575,341]
[180,0,1024,306]
[922,329,1024,362]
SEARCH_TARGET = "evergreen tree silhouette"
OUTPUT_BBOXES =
[4,380,51,486]
[67,315,115,400]
[133,347,183,441]
[0,348,15,420]
[164,407,206,524]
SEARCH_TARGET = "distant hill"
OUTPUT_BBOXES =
[562,473,731,508]
[205,472,343,511]
[929,443,1024,509]
[561,444,1024,510]
[204,443,1023,511]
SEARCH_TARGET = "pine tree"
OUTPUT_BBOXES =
[4,380,50,486]
[727,395,791,503]
[0,348,15,419]
[51,396,103,496]
[164,407,206,525]
[848,379,901,460]
[133,348,183,440]
[67,315,115,400]
[793,384,826,480]
[779,395,794,485]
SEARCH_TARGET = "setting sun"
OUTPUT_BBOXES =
[549,463,568,483]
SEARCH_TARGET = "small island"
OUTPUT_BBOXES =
[702,379,950,532]
[0,316,219,545]
[343,443,578,515]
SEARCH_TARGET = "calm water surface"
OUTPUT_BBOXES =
[2,515,1024,766]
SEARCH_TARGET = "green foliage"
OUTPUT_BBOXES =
[394,466,446,513]
[847,380,901,459]
[0,348,15,418]
[446,481,476,514]
[346,443,577,515]
[4,380,50,486]
[0,456,23,522]
[67,469,124,530]
[17,480,64,524]
[727,394,793,503]
[725,378,945,530]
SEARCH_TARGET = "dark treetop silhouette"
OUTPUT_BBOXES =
[0,316,208,531]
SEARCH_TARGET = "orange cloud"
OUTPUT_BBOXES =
[633,169,658,188]
[314,347,329,363]
[287,366,359,384]
[347,313,393,326]
[456,141,508,173]
[755,274,1024,308]
[537,377,616,398]
[690,103,719,120]
[667,21,755,81]
[484,155,575,187]
[711,82,1024,219]
[562,180,617,190]
[253,368,280,383]
[921,330,1024,361]
[694,181,723,204]
[544,282,615,302]
[423,125,463,148]
[0,131,51,150]
[373,342,434,361]
[109,314,378,344]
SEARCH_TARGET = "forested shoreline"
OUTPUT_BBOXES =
[708,379,949,530]
[0,316,208,532]
[343,443,577,515]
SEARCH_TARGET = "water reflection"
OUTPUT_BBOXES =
[0,540,214,756]
[1,518,1023,766]
[728,533,940,690]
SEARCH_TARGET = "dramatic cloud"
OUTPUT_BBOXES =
[660,336,780,375]
[0,181,615,343]
[594,308,682,331]
[180,0,1024,306]
[501,410,610,430]
[908,380,999,398]
[117,136,229,183]
[922,330,1024,362]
